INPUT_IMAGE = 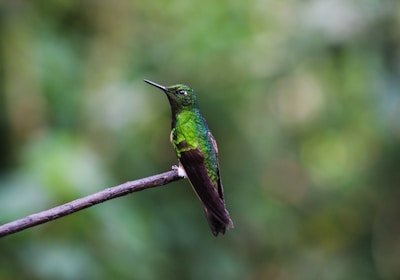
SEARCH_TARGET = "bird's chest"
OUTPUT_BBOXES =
[171,119,202,154]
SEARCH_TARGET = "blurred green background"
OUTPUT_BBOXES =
[1,0,399,279]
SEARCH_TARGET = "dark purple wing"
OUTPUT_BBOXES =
[179,143,233,236]
[208,131,224,199]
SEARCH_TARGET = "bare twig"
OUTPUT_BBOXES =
[0,169,183,238]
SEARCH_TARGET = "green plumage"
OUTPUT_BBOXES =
[144,79,233,236]
[171,109,218,184]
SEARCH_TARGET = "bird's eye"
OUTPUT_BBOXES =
[177,89,187,95]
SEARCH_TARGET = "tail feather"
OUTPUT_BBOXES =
[178,148,234,236]
[204,208,234,236]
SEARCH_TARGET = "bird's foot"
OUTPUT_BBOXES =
[172,164,187,178]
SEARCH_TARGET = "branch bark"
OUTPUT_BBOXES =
[0,169,183,238]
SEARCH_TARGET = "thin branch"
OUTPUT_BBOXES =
[0,169,183,238]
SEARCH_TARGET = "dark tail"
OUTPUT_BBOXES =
[204,208,234,236]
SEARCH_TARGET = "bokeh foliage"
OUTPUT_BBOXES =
[1,0,400,279]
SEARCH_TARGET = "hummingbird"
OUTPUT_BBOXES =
[144,79,233,236]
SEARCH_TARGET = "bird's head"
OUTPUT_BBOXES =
[144,79,198,112]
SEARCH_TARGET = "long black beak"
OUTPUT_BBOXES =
[144,79,166,91]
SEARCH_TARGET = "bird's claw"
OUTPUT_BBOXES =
[172,165,187,178]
